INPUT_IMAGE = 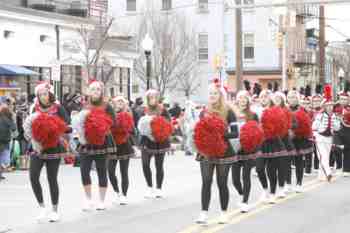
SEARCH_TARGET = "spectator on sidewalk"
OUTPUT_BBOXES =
[169,103,182,118]
[0,103,17,180]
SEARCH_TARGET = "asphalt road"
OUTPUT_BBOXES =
[0,152,348,233]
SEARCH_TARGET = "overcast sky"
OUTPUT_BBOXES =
[325,3,350,42]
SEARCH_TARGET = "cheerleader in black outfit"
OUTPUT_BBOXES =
[288,90,314,192]
[137,90,172,199]
[73,81,115,211]
[24,82,70,222]
[272,92,296,197]
[231,90,260,213]
[194,82,238,224]
[253,90,273,203]
[108,96,135,205]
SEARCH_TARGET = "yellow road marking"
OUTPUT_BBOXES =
[176,177,335,233]
[200,177,339,233]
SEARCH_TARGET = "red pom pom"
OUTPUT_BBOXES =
[261,106,287,139]
[112,112,134,145]
[240,120,265,153]
[151,116,173,143]
[194,114,227,158]
[239,121,264,153]
[85,108,113,145]
[281,107,292,137]
[344,111,350,125]
[293,109,312,138]
[324,84,332,102]
[32,113,67,150]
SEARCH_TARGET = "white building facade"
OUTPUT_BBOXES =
[0,1,137,100]
[108,0,285,104]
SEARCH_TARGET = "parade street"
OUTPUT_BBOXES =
[1,151,349,233]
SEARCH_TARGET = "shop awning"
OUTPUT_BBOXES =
[0,65,39,76]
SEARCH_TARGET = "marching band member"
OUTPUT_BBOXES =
[231,89,262,213]
[288,89,313,192]
[24,82,70,222]
[338,109,350,176]
[73,80,115,211]
[312,85,340,182]
[137,89,172,199]
[108,96,135,205]
[194,81,238,224]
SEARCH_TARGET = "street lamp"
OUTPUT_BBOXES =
[142,33,154,90]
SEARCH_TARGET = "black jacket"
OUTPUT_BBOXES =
[0,114,16,151]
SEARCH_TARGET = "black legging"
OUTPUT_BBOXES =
[80,155,108,187]
[200,162,230,211]
[330,146,343,169]
[141,152,165,189]
[343,147,350,172]
[285,156,292,185]
[305,153,312,174]
[29,156,61,206]
[256,158,268,189]
[266,158,281,194]
[294,156,304,185]
[108,159,130,196]
[313,143,319,170]
[232,160,253,203]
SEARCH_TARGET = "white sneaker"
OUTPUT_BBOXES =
[269,194,277,204]
[96,201,106,211]
[343,172,350,177]
[195,211,208,224]
[277,189,287,198]
[82,199,94,212]
[304,172,312,177]
[119,195,128,205]
[113,193,121,204]
[145,187,155,199]
[218,211,229,224]
[284,185,293,194]
[240,203,250,213]
[295,185,303,193]
[48,211,60,223]
[259,190,270,203]
[36,207,47,222]
[155,188,163,198]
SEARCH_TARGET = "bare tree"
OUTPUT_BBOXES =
[134,11,198,97]
[328,44,350,80]
[70,18,115,84]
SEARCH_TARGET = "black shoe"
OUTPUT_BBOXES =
[0,175,5,180]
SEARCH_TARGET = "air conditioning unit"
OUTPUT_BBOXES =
[28,0,56,12]
[67,1,88,17]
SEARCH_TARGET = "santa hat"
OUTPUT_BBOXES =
[273,91,286,103]
[322,84,333,106]
[209,78,227,97]
[259,89,272,99]
[88,80,104,96]
[146,89,160,98]
[113,95,128,104]
[287,89,300,101]
[236,90,251,102]
[35,81,53,97]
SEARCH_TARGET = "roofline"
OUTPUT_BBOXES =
[226,69,282,75]
[0,3,93,29]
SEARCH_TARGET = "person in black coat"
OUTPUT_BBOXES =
[0,104,16,180]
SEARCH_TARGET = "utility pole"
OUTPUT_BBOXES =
[235,0,243,92]
[319,5,326,85]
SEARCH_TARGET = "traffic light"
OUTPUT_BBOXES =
[276,32,283,49]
